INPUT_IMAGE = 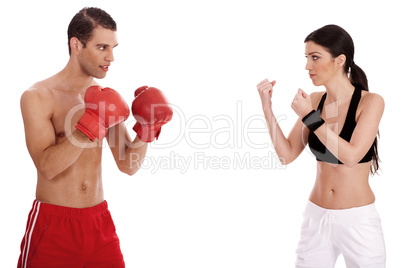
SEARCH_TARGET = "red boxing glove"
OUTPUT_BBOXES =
[132,86,173,142]
[76,86,130,141]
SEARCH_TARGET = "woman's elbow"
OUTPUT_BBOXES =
[342,155,361,168]
[278,155,295,166]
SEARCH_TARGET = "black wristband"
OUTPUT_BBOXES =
[302,110,325,132]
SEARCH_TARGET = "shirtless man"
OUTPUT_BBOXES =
[17,7,172,267]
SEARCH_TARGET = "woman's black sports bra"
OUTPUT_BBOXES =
[308,88,374,164]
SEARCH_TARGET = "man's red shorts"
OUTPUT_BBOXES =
[17,200,125,268]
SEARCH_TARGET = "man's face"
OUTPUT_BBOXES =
[78,26,118,79]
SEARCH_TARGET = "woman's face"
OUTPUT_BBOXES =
[305,41,340,87]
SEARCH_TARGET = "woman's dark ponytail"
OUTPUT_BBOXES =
[305,25,380,174]
[349,63,369,92]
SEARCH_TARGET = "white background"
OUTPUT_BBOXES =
[1,0,401,267]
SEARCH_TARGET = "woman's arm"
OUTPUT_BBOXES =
[315,93,384,166]
[257,79,309,165]
[292,89,384,167]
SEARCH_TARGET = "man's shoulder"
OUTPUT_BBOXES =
[21,80,55,112]
[22,77,55,100]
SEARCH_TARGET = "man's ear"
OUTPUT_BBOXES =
[336,54,346,69]
[70,37,83,55]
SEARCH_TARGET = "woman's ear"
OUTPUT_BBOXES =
[336,54,347,69]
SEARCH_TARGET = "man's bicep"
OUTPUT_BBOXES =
[21,90,56,165]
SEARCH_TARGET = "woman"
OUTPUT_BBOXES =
[257,25,385,267]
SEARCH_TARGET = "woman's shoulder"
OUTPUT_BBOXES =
[310,90,326,109]
[360,90,384,110]
[310,90,326,98]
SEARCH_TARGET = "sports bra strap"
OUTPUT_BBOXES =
[317,93,327,112]
[344,88,361,124]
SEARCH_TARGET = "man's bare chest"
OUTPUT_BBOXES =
[51,92,85,140]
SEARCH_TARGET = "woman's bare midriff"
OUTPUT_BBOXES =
[309,161,375,209]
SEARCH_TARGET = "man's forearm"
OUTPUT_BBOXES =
[119,136,148,176]
[37,129,91,180]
